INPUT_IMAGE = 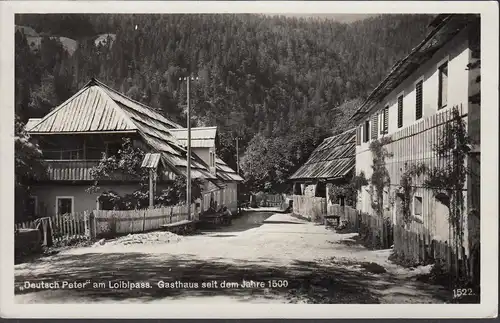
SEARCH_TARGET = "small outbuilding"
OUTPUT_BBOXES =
[289,127,356,206]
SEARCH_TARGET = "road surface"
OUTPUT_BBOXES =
[15,212,448,304]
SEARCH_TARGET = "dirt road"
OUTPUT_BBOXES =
[15,212,448,304]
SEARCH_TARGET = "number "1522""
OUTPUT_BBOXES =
[453,288,474,298]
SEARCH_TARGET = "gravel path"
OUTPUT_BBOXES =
[15,213,448,304]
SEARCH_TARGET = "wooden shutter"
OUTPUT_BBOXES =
[378,111,383,135]
[397,95,403,128]
[383,106,389,134]
[364,120,370,142]
[356,126,361,145]
[416,80,423,120]
[371,114,378,140]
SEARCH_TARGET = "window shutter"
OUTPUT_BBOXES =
[416,80,423,120]
[364,120,370,143]
[371,114,378,140]
[397,95,403,128]
[383,106,389,134]
[356,126,361,145]
[378,112,383,135]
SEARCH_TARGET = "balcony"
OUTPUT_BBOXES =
[41,159,181,182]
[42,159,138,182]
[42,159,99,181]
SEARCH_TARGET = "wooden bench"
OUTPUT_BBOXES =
[160,220,196,234]
[323,215,341,227]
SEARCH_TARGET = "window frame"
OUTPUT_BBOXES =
[55,196,74,216]
[413,194,423,220]
[363,119,370,143]
[437,58,449,110]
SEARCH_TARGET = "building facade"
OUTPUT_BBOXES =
[170,127,244,213]
[25,78,218,218]
[352,14,480,257]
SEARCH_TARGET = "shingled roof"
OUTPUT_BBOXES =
[170,127,243,183]
[351,14,479,122]
[216,157,244,183]
[27,78,215,180]
[290,128,356,181]
[169,127,217,148]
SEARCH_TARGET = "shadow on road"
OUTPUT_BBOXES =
[16,251,401,303]
[15,251,448,304]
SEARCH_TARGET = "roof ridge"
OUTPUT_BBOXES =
[29,81,95,132]
[351,15,455,120]
[93,85,138,131]
[91,78,183,129]
[170,126,218,131]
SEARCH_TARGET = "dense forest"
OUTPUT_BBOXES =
[15,13,434,192]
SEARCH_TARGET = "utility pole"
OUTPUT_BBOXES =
[236,137,240,175]
[180,75,198,221]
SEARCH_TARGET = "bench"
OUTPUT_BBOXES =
[323,215,341,227]
[160,220,196,234]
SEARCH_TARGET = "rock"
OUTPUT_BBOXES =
[98,238,106,245]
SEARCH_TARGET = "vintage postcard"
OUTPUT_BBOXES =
[0,0,497,319]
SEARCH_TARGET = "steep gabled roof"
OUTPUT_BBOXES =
[351,14,479,122]
[290,128,356,181]
[169,127,217,148]
[27,78,215,180]
[216,157,244,183]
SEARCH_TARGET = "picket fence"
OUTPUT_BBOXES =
[292,195,327,221]
[328,203,393,249]
[15,212,88,244]
[15,203,197,245]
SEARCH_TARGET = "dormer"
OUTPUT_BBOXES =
[170,126,218,175]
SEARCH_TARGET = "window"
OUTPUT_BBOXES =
[416,80,423,120]
[397,95,404,128]
[363,120,370,143]
[56,196,74,216]
[209,150,216,168]
[413,195,423,218]
[438,61,448,109]
[371,114,378,140]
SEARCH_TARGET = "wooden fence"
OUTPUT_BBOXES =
[15,212,88,245]
[15,203,198,245]
[292,195,327,221]
[92,203,196,238]
[328,204,393,249]
[201,186,238,213]
[253,193,285,207]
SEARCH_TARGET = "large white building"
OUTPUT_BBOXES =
[351,14,480,269]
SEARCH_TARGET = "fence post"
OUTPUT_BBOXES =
[85,211,96,240]
[142,209,147,232]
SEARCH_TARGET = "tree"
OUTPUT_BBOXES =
[15,117,46,221]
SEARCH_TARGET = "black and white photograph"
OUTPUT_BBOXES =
[1,0,497,319]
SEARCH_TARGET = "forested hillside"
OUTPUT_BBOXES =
[15,13,434,192]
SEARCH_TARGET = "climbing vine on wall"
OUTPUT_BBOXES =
[423,106,471,261]
[369,137,393,217]
[328,172,368,207]
[399,162,427,224]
